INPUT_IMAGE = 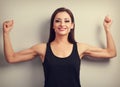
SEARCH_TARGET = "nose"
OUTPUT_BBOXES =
[60,21,65,26]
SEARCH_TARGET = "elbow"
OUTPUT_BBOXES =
[107,50,117,58]
[6,57,15,63]
[5,54,16,63]
[7,59,18,64]
[111,52,117,58]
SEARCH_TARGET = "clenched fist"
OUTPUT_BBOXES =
[3,20,14,33]
[103,16,112,31]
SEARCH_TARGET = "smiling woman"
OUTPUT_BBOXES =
[53,12,74,41]
[49,7,75,44]
[3,7,116,87]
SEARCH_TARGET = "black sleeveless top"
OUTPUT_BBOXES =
[43,42,81,87]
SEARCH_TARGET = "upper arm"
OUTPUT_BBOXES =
[8,47,37,63]
[7,43,46,63]
[83,44,116,58]
[78,43,116,59]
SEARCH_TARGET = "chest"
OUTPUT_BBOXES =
[50,44,73,58]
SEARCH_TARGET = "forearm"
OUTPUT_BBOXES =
[105,29,117,57]
[3,32,38,63]
[3,32,15,61]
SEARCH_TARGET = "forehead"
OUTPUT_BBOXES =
[54,11,71,19]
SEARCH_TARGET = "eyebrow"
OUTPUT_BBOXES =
[55,18,70,20]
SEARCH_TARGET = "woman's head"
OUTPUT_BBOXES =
[48,7,76,43]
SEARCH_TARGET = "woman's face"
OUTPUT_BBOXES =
[53,11,74,36]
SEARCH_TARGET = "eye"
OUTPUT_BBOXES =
[55,20,61,23]
[65,20,70,23]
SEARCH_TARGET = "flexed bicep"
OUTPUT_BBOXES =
[5,46,38,63]
[83,44,116,58]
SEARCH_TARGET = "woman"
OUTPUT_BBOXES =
[3,7,116,87]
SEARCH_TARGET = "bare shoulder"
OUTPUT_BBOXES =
[31,43,47,57]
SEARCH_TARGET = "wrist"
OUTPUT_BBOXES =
[104,27,111,32]
[105,29,111,34]
[3,32,10,36]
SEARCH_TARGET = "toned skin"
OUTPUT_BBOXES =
[3,12,116,63]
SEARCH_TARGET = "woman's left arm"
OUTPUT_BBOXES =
[83,16,117,58]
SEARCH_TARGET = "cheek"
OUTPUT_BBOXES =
[53,26,57,30]
[53,24,56,29]
[53,23,58,29]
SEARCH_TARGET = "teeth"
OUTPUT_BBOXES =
[59,28,66,30]
[58,28,66,30]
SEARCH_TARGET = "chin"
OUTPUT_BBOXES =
[57,33,69,36]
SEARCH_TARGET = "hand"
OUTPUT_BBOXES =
[103,16,112,31]
[3,20,14,33]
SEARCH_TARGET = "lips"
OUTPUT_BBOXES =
[58,27,66,31]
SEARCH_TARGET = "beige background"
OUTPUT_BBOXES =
[0,0,120,87]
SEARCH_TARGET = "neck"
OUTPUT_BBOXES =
[53,34,70,44]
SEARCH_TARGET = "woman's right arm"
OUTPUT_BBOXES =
[3,20,39,63]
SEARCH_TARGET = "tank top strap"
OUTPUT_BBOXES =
[72,42,81,60]
[45,42,51,55]
[43,43,51,64]
[46,42,50,50]
[73,42,78,54]
[73,42,77,51]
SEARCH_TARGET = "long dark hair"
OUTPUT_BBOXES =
[48,7,76,44]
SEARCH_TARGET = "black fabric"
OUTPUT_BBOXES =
[43,42,81,87]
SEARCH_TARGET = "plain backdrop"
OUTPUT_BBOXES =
[0,0,120,87]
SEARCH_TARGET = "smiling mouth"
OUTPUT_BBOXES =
[58,28,66,31]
